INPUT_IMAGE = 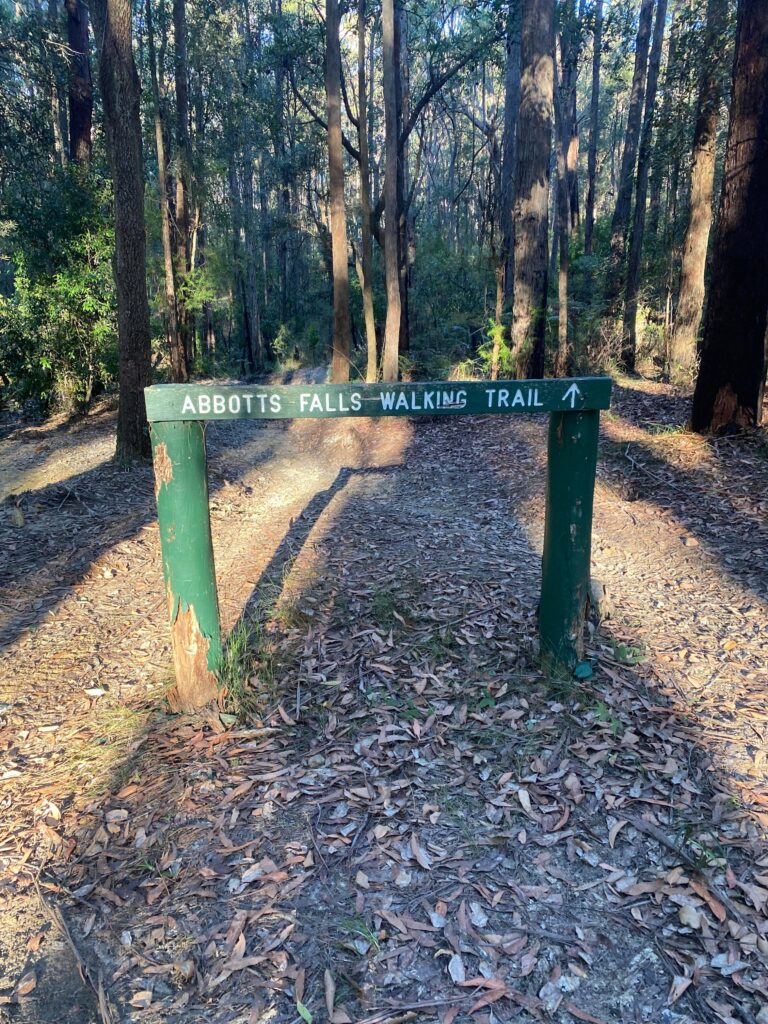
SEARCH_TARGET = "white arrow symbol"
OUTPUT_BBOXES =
[563,382,582,409]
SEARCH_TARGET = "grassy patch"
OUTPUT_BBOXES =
[61,703,159,795]
[218,615,276,720]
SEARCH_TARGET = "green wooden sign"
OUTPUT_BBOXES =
[145,377,612,712]
[144,377,611,422]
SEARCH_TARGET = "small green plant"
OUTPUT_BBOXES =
[339,915,381,953]
[592,699,621,735]
[611,640,647,665]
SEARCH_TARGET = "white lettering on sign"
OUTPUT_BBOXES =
[299,391,363,414]
[179,392,284,417]
[485,387,543,410]
[379,389,467,412]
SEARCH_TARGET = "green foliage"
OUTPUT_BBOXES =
[0,171,118,413]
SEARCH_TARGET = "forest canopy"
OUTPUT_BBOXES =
[1,0,766,460]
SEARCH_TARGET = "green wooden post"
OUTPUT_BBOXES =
[150,420,221,710]
[539,409,600,671]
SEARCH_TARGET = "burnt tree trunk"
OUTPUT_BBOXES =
[173,0,193,367]
[510,0,554,378]
[91,0,152,462]
[64,0,92,162]
[691,0,768,433]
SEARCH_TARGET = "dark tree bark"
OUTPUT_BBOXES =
[357,0,378,381]
[173,0,193,366]
[622,0,667,369]
[91,0,152,462]
[382,0,402,381]
[325,0,352,382]
[64,0,92,162]
[510,0,554,378]
[691,0,768,433]
[669,0,727,381]
[500,0,522,310]
[604,0,654,309]
[647,11,679,240]
[584,0,602,256]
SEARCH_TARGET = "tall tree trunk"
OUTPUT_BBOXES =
[173,0,193,368]
[501,0,522,310]
[691,0,768,433]
[358,0,378,381]
[241,149,265,373]
[510,0,554,378]
[622,0,667,369]
[584,0,601,256]
[395,1,410,356]
[64,0,92,162]
[647,11,679,240]
[46,0,68,168]
[325,0,352,382]
[604,0,654,310]
[381,0,402,381]
[146,0,188,383]
[669,0,726,381]
[554,38,570,376]
[272,0,290,324]
[91,0,152,462]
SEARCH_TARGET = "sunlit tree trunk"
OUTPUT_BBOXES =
[325,0,352,382]
[382,0,402,381]
[510,0,554,378]
[91,0,152,462]
[669,0,726,382]
[691,0,768,433]
[146,0,188,383]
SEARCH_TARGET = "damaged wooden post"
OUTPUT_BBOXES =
[539,409,600,671]
[150,420,221,710]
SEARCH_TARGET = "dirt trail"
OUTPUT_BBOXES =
[1,381,767,1024]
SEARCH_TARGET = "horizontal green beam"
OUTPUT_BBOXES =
[145,377,612,422]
